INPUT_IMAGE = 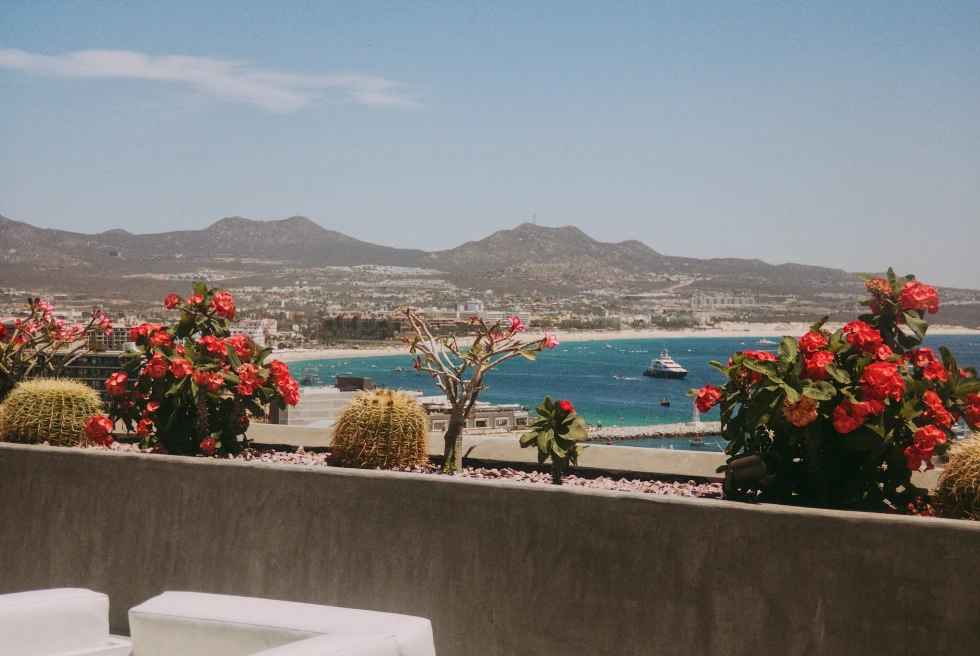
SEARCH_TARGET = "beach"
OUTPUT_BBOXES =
[273,322,980,362]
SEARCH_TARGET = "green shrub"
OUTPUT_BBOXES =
[331,389,430,469]
[519,396,588,484]
[0,379,103,446]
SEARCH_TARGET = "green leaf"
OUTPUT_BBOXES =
[192,281,207,296]
[565,417,589,442]
[778,336,799,369]
[518,349,538,360]
[824,363,850,384]
[537,428,553,454]
[810,315,830,332]
[708,360,729,376]
[854,273,875,282]
[802,380,836,401]
[519,432,537,448]
[847,427,883,451]
[902,312,928,341]
[954,379,980,398]
[225,344,242,369]
[536,450,548,464]
[551,442,567,458]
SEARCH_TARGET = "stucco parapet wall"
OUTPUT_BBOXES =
[245,423,943,487]
[1,443,978,656]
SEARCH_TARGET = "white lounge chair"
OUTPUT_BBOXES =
[128,591,436,656]
[0,588,132,656]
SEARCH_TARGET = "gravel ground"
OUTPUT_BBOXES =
[92,442,722,498]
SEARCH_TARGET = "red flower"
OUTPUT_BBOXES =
[200,437,216,454]
[843,321,883,354]
[797,332,827,354]
[85,415,114,446]
[744,350,777,363]
[193,369,224,391]
[922,391,952,429]
[210,291,236,319]
[105,372,128,397]
[908,348,937,368]
[276,375,300,406]
[963,394,980,425]
[0,324,6,342]
[170,357,193,379]
[129,322,163,343]
[832,400,871,434]
[136,418,153,438]
[507,316,525,332]
[198,335,227,360]
[558,399,575,414]
[186,293,204,306]
[874,344,894,361]
[143,401,160,415]
[236,363,264,396]
[412,356,422,371]
[905,446,934,472]
[922,362,948,382]
[144,354,168,379]
[783,397,818,427]
[801,351,835,381]
[695,384,723,413]
[269,360,290,378]
[164,293,181,310]
[913,424,946,452]
[899,280,939,314]
[224,334,252,360]
[859,361,906,403]
[148,330,173,348]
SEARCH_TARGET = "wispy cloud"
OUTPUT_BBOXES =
[0,48,422,113]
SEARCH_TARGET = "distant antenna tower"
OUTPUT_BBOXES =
[532,214,537,226]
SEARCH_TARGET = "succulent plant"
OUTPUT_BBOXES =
[331,389,430,469]
[934,437,980,520]
[0,378,104,446]
[519,396,588,484]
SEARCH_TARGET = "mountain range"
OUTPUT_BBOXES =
[0,213,853,286]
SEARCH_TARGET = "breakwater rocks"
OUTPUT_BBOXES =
[588,421,722,442]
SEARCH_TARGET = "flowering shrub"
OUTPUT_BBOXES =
[689,269,979,511]
[0,298,113,402]
[404,309,556,473]
[519,397,588,484]
[101,283,299,456]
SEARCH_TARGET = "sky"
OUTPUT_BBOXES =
[1,1,978,288]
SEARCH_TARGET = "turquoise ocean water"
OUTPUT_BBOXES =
[290,335,979,450]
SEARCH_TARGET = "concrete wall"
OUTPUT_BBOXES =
[1,443,977,656]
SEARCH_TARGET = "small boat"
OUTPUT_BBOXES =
[393,367,404,372]
[643,348,688,379]
[756,338,778,345]
[605,343,613,349]
[660,398,671,407]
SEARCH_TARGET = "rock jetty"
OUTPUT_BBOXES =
[588,421,721,442]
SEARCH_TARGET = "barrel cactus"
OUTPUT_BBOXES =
[934,437,980,520]
[331,389,430,469]
[0,379,103,446]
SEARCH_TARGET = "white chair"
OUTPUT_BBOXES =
[0,588,132,656]
[128,591,435,656]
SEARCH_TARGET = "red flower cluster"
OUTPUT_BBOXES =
[842,321,883,354]
[783,397,818,427]
[899,281,939,314]
[105,372,128,397]
[921,391,952,429]
[965,394,980,425]
[130,323,164,343]
[85,415,114,447]
[905,425,946,471]
[922,362,948,382]
[907,348,936,368]
[200,437,216,454]
[859,361,906,403]
[224,334,252,360]
[187,293,204,305]
[144,354,169,379]
[164,293,181,310]
[743,350,776,363]
[198,335,227,359]
[269,360,300,406]
[193,369,224,391]
[210,291,236,319]
[695,384,723,413]
[832,399,872,434]
[170,357,193,378]
[801,350,835,381]
[797,332,827,354]
[236,363,265,396]
[558,399,575,414]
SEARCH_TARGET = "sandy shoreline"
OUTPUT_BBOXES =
[274,323,980,363]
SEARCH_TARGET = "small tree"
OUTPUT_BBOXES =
[519,396,589,484]
[403,308,558,473]
[0,298,113,403]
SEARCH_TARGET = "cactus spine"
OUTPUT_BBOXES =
[332,389,430,469]
[0,379,104,446]
[934,437,980,520]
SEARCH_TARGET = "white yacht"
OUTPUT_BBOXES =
[756,338,778,345]
[643,348,688,379]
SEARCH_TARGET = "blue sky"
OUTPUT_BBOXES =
[1,1,978,288]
